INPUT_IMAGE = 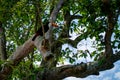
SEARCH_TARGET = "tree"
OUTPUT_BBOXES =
[0,0,120,80]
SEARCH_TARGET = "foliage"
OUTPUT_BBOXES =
[0,0,120,79]
[10,60,36,80]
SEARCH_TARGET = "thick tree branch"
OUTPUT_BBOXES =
[0,35,51,79]
[49,0,65,23]
[9,37,34,62]
[38,0,66,68]
[47,0,66,40]
[0,37,33,79]
[102,0,115,56]
[37,51,120,80]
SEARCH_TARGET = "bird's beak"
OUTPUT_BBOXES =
[51,23,58,27]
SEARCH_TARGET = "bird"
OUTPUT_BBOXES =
[32,21,58,41]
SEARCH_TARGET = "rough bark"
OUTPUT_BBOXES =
[39,0,67,68]
[0,36,51,79]
[48,0,66,40]
[103,0,114,57]
[36,51,120,80]
[0,37,34,80]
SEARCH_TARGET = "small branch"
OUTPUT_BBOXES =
[59,35,83,48]
[72,10,80,15]
[70,15,83,20]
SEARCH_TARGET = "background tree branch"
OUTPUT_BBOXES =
[0,22,7,60]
